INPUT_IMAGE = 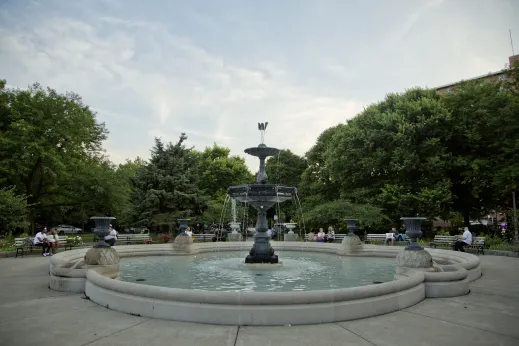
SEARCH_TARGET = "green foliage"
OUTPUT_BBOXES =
[266,149,307,187]
[130,135,207,231]
[0,187,29,229]
[196,144,253,196]
[0,83,107,233]
[304,199,388,230]
[326,88,453,223]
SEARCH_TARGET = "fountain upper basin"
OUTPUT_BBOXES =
[227,184,297,210]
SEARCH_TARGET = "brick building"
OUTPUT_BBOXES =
[435,54,519,93]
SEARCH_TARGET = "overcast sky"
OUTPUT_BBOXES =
[1,0,518,171]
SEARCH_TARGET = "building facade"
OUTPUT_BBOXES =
[435,54,519,93]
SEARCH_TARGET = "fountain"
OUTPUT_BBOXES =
[338,218,363,255]
[228,122,297,264]
[228,198,243,241]
[283,222,299,241]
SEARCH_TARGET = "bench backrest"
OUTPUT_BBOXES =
[123,234,150,240]
[15,237,33,246]
[433,235,456,242]
[366,234,387,240]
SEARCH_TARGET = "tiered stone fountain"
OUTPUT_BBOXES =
[227,122,297,264]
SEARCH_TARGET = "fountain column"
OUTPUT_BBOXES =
[395,217,434,274]
[338,219,363,255]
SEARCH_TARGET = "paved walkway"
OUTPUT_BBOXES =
[1,255,518,346]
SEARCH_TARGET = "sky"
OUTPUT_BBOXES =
[1,0,518,171]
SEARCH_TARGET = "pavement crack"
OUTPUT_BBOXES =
[401,310,519,340]
[334,322,379,346]
[233,325,240,346]
[80,318,150,346]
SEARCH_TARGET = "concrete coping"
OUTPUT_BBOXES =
[86,268,425,305]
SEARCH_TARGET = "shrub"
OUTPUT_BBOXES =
[157,234,172,243]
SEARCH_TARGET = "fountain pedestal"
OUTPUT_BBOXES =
[84,216,120,277]
[173,219,194,253]
[338,219,363,255]
[245,211,278,264]
[395,217,433,274]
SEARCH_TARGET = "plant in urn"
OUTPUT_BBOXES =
[338,218,363,255]
[396,217,433,272]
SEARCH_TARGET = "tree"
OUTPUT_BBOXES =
[325,89,454,224]
[131,135,207,232]
[196,144,253,197]
[0,187,29,230]
[304,199,388,231]
[442,76,519,224]
[265,149,307,188]
[0,83,107,233]
[299,124,344,206]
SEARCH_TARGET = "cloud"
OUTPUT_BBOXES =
[0,10,363,171]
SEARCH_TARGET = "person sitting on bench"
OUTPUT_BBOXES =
[105,225,118,247]
[454,227,472,252]
[34,228,51,256]
[385,228,405,245]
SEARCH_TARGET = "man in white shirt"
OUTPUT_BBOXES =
[105,225,118,246]
[33,228,51,256]
[454,227,472,252]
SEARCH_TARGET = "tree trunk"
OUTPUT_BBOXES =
[28,209,36,235]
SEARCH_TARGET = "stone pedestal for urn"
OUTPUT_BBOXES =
[338,219,363,255]
[395,217,434,275]
[84,216,120,277]
[283,223,299,241]
[173,219,194,253]
[228,222,243,241]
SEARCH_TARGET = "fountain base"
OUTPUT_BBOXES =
[245,238,279,263]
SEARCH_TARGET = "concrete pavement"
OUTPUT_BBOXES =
[1,254,518,346]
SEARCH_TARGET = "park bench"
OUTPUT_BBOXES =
[192,234,215,242]
[364,234,410,245]
[364,234,387,244]
[430,235,485,255]
[57,236,72,251]
[123,234,152,245]
[15,237,34,258]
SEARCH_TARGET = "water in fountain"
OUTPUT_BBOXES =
[227,123,298,264]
